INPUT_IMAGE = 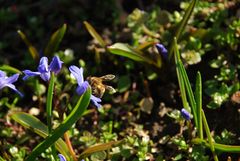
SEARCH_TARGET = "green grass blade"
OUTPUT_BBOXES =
[108,43,161,68]
[192,138,240,153]
[17,30,39,61]
[84,21,106,48]
[44,24,67,56]
[202,110,219,161]
[25,88,91,161]
[0,65,22,74]
[136,41,157,51]
[46,73,56,158]
[179,62,197,122]
[173,39,189,111]
[46,73,55,133]
[174,38,198,129]
[173,38,197,127]
[10,112,71,161]
[169,0,198,59]
[0,156,4,161]
[195,71,203,139]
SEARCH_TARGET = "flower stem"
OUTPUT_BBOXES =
[47,73,55,133]
[46,72,56,159]
[64,132,78,161]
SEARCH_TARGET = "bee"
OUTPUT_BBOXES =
[87,74,116,98]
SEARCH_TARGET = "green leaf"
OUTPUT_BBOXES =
[79,140,122,159]
[0,156,4,161]
[202,110,219,161]
[44,24,67,56]
[173,38,189,112]
[195,72,203,139]
[108,43,160,68]
[17,30,39,61]
[136,41,156,51]
[0,65,22,74]
[192,138,240,153]
[174,38,198,128]
[10,112,71,161]
[25,88,91,161]
[46,73,55,133]
[84,21,106,47]
[169,0,198,59]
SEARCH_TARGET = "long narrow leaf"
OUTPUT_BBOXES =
[108,43,161,68]
[44,24,67,56]
[84,21,106,48]
[0,65,22,74]
[136,41,157,51]
[17,30,39,61]
[25,88,91,161]
[202,110,219,161]
[10,112,71,161]
[173,39,189,111]
[46,73,55,133]
[46,73,56,157]
[173,38,197,128]
[195,71,203,139]
[192,138,240,153]
[169,0,198,59]
[179,62,197,122]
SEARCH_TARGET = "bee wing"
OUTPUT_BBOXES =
[105,85,116,94]
[100,74,115,81]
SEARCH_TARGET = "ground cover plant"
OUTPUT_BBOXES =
[0,0,240,160]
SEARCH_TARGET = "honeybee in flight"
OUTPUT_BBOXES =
[87,74,116,98]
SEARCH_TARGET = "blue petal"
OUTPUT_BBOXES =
[0,77,7,89]
[40,72,51,82]
[4,83,23,97]
[90,95,102,108]
[156,43,168,59]
[58,154,66,161]
[22,70,41,80]
[0,70,6,77]
[181,108,191,120]
[76,81,89,95]
[69,65,84,85]
[37,57,49,73]
[49,56,63,74]
[6,73,19,84]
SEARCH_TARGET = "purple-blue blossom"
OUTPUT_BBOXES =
[90,95,102,108]
[69,65,89,96]
[181,108,191,120]
[58,154,85,161]
[69,65,102,108]
[0,70,23,97]
[58,154,66,161]
[156,43,168,59]
[22,56,63,81]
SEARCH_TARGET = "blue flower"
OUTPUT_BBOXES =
[156,43,168,59]
[0,70,23,97]
[58,154,66,161]
[69,65,102,108]
[181,108,191,120]
[58,153,85,161]
[90,95,102,108]
[23,56,63,81]
[69,65,89,96]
